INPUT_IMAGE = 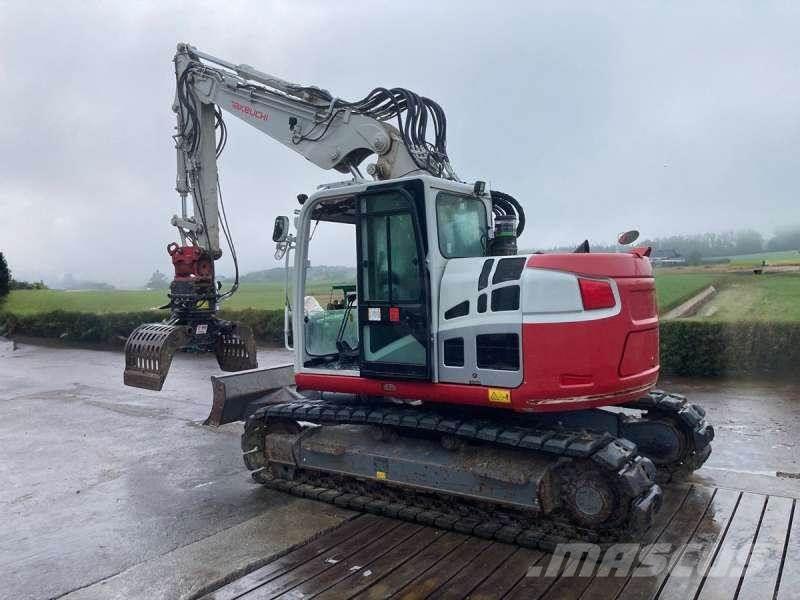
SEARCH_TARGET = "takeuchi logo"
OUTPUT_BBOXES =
[231,101,269,121]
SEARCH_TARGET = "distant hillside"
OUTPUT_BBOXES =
[234,265,357,283]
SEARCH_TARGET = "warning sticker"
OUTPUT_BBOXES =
[488,388,511,403]
[368,307,381,321]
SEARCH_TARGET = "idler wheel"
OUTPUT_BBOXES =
[623,416,687,466]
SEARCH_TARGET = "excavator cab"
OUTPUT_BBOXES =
[292,180,441,381]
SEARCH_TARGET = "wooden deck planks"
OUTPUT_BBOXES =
[775,500,799,600]
[562,484,699,600]
[426,542,518,600]
[237,517,402,599]
[463,547,544,600]
[313,527,445,600]
[392,536,494,600]
[207,485,798,600]
[200,514,380,600]
[656,489,745,600]
[612,486,732,600]
[278,521,422,599]
[695,492,767,600]
[736,496,794,600]
[350,531,468,599]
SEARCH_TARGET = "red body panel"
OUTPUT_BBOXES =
[526,252,654,278]
[516,278,658,411]
[297,251,660,413]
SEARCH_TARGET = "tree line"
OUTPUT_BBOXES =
[639,227,800,258]
[0,252,48,301]
[545,225,800,258]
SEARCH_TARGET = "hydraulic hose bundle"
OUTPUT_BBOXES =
[291,84,454,179]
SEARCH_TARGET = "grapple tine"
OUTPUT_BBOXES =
[123,323,191,390]
[215,324,258,372]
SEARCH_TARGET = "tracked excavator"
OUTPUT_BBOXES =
[123,43,714,547]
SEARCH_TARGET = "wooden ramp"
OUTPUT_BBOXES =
[201,485,797,600]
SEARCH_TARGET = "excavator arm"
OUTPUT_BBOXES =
[124,43,456,391]
[171,43,455,255]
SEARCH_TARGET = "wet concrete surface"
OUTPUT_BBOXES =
[660,375,800,498]
[0,341,798,599]
[0,341,352,600]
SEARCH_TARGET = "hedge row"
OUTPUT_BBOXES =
[2,310,798,377]
[659,320,800,377]
[0,310,166,343]
[0,309,285,345]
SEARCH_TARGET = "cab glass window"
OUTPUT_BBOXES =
[436,192,487,258]
[361,193,422,303]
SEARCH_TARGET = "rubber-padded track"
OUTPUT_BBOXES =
[242,398,663,548]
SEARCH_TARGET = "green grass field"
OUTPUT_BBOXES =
[694,273,800,322]
[654,273,720,312]
[1,282,340,315]
[721,250,800,267]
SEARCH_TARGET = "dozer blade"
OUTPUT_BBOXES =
[215,323,258,372]
[123,323,191,391]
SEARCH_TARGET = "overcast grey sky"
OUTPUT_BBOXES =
[1,1,798,286]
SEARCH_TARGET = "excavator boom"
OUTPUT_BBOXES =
[124,43,459,390]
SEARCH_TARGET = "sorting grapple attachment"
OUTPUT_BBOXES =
[215,324,258,372]
[124,319,259,391]
[123,241,258,390]
[123,323,191,391]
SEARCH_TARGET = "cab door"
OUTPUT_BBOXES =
[356,188,431,380]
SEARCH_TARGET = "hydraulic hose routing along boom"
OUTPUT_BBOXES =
[124,43,471,389]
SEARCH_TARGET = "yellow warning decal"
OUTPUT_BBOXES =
[488,388,511,403]
[376,470,387,480]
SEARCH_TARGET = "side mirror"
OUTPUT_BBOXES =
[617,230,640,245]
[272,216,290,242]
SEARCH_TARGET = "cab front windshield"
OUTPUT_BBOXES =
[436,192,488,258]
